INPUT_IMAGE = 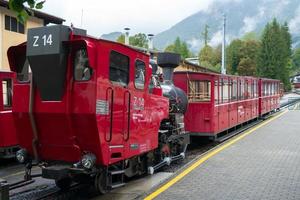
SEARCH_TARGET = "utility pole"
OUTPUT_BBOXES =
[80,9,84,28]
[221,14,226,75]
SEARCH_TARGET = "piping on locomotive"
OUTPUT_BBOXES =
[6,25,189,193]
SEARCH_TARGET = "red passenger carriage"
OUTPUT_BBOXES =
[0,71,18,159]
[173,71,280,140]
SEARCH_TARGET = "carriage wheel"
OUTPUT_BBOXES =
[94,171,108,194]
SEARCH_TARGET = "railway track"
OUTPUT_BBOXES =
[4,98,300,200]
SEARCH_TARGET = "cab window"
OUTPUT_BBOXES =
[109,51,129,86]
[74,48,92,81]
[2,79,12,108]
[135,60,145,90]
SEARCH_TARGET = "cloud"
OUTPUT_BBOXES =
[289,5,300,34]
[187,38,202,52]
[209,30,223,46]
[42,0,215,36]
[240,6,265,35]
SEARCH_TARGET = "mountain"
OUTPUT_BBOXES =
[153,0,300,52]
[101,32,122,41]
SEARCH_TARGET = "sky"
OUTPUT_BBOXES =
[42,0,214,37]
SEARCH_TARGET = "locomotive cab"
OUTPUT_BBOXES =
[8,25,189,192]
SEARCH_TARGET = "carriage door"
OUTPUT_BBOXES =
[108,51,131,159]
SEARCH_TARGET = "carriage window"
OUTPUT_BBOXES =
[229,80,232,101]
[214,81,219,104]
[248,81,252,98]
[2,79,12,108]
[188,80,211,102]
[238,80,243,100]
[109,51,129,86]
[222,80,229,103]
[135,60,145,90]
[232,80,237,101]
[245,82,248,99]
[253,81,257,98]
[74,48,92,81]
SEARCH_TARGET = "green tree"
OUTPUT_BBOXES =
[258,19,291,90]
[237,40,260,75]
[242,32,258,41]
[226,39,243,74]
[117,34,125,44]
[173,37,182,54]
[292,48,300,73]
[116,33,148,48]
[212,44,222,66]
[130,33,148,48]
[9,0,45,23]
[199,45,214,65]
[180,42,191,59]
[202,24,210,46]
[164,44,175,52]
[164,37,192,59]
[237,57,256,76]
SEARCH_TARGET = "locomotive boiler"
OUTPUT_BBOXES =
[7,25,189,193]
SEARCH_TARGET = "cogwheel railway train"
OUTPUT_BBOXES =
[0,25,280,193]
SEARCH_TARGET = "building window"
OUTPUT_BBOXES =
[135,60,145,90]
[2,79,12,108]
[188,80,211,102]
[5,15,25,34]
[109,51,129,86]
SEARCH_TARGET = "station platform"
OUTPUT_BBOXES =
[145,109,300,200]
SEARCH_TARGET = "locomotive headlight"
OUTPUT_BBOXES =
[16,149,28,164]
[81,153,96,169]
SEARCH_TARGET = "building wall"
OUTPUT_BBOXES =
[0,7,43,70]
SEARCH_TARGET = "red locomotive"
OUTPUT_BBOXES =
[0,71,18,159]
[173,71,280,140]
[7,25,189,192]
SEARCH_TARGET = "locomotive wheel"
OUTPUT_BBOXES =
[94,172,108,194]
[55,178,72,191]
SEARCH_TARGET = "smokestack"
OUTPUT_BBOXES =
[157,52,181,82]
[147,34,154,50]
[124,27,130,45]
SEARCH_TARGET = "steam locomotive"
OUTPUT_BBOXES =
[7,25,189,192]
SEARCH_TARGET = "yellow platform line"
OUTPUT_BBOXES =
[144,110,288,200]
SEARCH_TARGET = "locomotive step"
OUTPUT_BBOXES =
[109,182,126,189]
[109,170,125,175]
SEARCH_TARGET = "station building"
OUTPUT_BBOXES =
[0,0,64,71]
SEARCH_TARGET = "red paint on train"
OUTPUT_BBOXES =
[0,71,18,158]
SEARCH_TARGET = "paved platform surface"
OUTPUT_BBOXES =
[153,110,300,200]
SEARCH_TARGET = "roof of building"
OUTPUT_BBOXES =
[181,59,220,74]
[0,0,65,25]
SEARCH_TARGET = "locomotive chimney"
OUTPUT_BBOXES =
[157,52,181,82]
[147,34,154,50]
[124,27,130,45]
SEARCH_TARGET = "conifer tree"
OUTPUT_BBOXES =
[258,19,291,90]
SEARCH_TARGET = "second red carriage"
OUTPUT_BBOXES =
[173,71,280,140]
